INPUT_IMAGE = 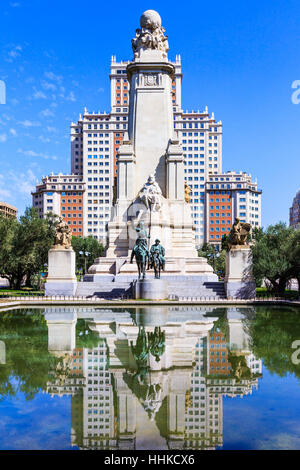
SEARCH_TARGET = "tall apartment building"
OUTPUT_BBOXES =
[205,171,262,247]
[289,189,300,228]
[33,55,260,247]
[32,173,85,236]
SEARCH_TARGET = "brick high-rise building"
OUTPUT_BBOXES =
[205,171,262,248]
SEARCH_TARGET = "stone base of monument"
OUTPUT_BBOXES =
[45,310,77,351]
[134,278,168,300]
[45,248,77,296]
[224,247,256,299]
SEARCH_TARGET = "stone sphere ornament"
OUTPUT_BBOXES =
[140,10,162,30]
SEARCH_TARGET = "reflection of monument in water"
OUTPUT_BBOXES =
[45,307,262,450]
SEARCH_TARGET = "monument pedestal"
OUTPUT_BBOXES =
[45,247,77,296]
[134,278,168,300]
[224,247,256,299]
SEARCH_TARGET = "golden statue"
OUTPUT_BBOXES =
[184,182,192,203]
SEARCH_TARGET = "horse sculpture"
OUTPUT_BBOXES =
[130,241,149,280]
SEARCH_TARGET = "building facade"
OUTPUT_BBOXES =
[205,171,262,247]
[32,173,85,236]
[0,201,17,218]
[289,189,300,228]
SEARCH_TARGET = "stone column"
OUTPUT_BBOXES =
[117,136,136,202]
[224,247,256,299]
[166,136,185,200]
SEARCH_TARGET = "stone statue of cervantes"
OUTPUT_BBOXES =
[139,174,162,212]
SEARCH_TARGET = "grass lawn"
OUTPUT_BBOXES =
[0,288,44,297]
[256,287,299,300]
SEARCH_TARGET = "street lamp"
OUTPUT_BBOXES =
[79,251,90,276]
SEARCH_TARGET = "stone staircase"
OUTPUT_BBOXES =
[168,281,226,300]
[76,278,226,300]
[76,281,133,299]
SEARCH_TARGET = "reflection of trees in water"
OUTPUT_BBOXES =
[0,309,61,400]
[245,306,300,378]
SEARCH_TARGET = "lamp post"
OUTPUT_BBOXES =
[79,251,90,276]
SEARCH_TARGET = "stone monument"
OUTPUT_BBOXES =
[224,218,256,299]
[45,217,77,296]
[87,10,217,294]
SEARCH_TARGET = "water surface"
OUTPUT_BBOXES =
[0,305,299,450]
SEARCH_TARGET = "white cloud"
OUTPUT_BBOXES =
[0,188,12,199]
[41,80,56,91]
[9,128,17,136]
[0,134,7,142]
[44,71,63,83]
[40,108,55,118]
[7,45,22,60]
[46,126,57,133]
[33,90,47,100]
[38,135,50,143]
[66,91,76,102]
[17,148,58,160]
[19,120,41,127]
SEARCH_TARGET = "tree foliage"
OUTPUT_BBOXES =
[71,236,105,274]
[198,243,226,278]
[0,208,58,289]
[251,223,300,295]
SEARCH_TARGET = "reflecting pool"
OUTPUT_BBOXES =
[0,305,300,450]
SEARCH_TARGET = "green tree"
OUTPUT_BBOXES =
[0,208,57,289]
[198,243,226,278]
[71,236,105,274]
[251,223,299,295]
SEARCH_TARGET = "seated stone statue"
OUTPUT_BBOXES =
[139,174,162,212]
[228,217,251,249]
[54,217,72,249]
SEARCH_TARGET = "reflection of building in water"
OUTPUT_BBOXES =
[45,306,262,450]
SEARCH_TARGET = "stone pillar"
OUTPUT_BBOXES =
[224,247,256,299]
[45,247,77,296]
[45,309,77,352]
[166,136,185,200]
[117,136,136,201]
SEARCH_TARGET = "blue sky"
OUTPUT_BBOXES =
[0,0,299,227]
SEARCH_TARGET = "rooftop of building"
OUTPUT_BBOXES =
[0,201,17,211]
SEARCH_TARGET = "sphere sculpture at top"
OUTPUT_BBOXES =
[132,10,169,58]
[140,10,162,30]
